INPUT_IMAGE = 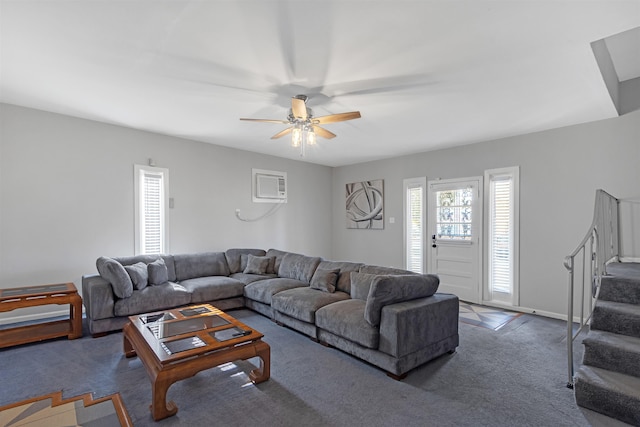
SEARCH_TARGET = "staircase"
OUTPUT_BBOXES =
[574,262,640,425]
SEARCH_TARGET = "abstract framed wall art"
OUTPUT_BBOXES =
[346,179,384,229]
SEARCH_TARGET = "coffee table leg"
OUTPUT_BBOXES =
[249,340,270,384]
[151,375,178,421]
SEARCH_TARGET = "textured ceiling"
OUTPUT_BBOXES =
[1,1,639,167]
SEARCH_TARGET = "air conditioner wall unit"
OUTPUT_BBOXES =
[252,169,287,203]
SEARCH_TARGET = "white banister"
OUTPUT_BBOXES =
[564,189,619,389]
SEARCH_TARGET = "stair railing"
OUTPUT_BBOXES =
[564,189,619,389]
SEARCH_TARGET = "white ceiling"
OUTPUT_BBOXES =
[1,1,639,167]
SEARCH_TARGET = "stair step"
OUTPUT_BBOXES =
[583,330,640,378]
[606,262,640,281]
[574,365,640,426]
[591,300,640,338]
[599,275,640,304]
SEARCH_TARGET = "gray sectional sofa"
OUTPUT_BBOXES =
[82,248,459,378]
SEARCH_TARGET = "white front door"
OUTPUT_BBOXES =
[427,178,482,303]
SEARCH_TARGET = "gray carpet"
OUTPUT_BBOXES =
[0,309,630,426]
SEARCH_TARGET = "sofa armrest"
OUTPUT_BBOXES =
[378,293,459,358]
[81,274,115,321]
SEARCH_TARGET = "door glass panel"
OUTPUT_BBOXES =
[436,187,473,240]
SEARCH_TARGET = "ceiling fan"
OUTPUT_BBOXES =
[240,94,361,156]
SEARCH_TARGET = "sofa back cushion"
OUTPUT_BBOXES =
[96,256,134,299]
[350,272,378,301]
[173,252,230,281]
[265,248,289,274]
[225,248,266,274]
[317,260,364,293]
[359,265,415,275]
[364,274,440,326]
[278,253,321,283]
[114,255,177,282]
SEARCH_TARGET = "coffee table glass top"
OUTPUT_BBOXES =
[146,314,230,339]
[0,283,71,298]
[127,304,263,362]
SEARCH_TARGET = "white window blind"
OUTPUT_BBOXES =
[141,171,163,254]
[485,166,519,306]
[135,165,169,255]
[404,178,426,273]
[489,176,513,294]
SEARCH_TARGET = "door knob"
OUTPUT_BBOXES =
[432,234,437,248]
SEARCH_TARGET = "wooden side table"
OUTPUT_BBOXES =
[0,282,83,348]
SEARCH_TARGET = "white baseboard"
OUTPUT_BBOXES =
[480,300,571,322]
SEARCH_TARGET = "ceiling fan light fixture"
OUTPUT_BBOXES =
[240,94,361,158]
[291,126,302,148]
[306,126,316,146]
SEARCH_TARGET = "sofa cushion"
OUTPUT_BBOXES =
[243,277,308,304]
[316,261,364,293]
[310,268,340,293]
[124,262,148,290]
[316,299,380,349]
[265,248,290,274]
[148,258,169,285]
[359,265,416,275]
[244,254,271,275]
[272,287,350,323]
[180,276,245,302]
[114,255,177,282]
[114,282,191,317]
[278,253,321,283]
[364,274,440,327]
[173,252,230,281]
[225,248,266,274]
[350,272,379,301]
[96,256,133,299]
[229,272,277,285]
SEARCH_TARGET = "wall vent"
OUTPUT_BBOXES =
[252,169,287,203]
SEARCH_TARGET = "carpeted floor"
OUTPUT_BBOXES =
[0,308,631,426]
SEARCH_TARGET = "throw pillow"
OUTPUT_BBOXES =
[266,256,276,274]
[124,261,148,291]
[244,254,270,275]
[350,272,379,301]
[310,268,340,293]
[96,256,133,299]
[148,257,169,285]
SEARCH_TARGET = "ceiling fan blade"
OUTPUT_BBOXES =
[240,118,290,124]
[271,127,293,139]
[319,74,435,98]
[313,111,361,125]
[312,125,336,139]
[291,97,308,120]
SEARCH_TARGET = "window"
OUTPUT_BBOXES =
[435,187,473,240]
[134,165,169,255]
[485,167,519,305]
[404,177,426,273]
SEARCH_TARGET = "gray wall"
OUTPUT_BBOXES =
[2,102,638,322]
[0,104,332,320]
[331,109,640,318]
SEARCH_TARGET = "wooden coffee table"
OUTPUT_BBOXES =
[0,282,82,348]
[122,304,270,421]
